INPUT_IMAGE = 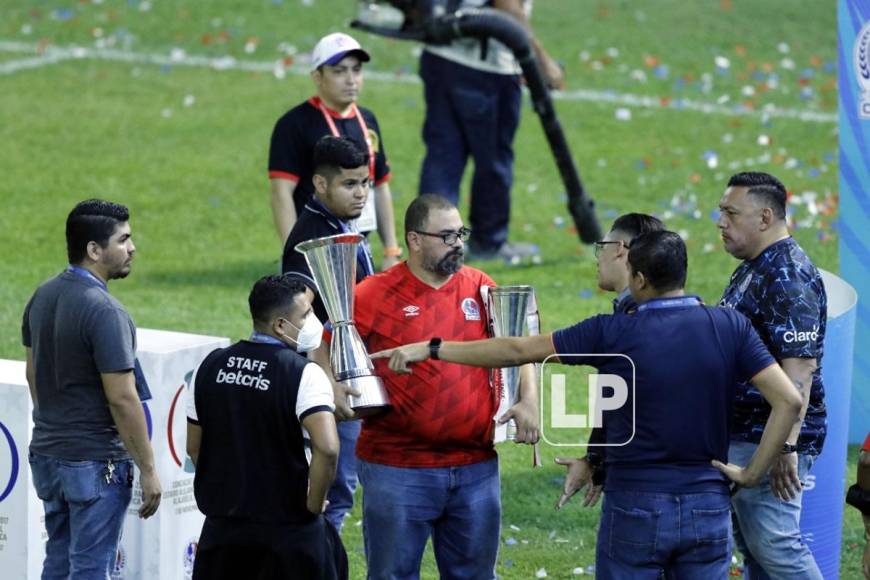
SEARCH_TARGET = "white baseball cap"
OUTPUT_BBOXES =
[310,33,371,71]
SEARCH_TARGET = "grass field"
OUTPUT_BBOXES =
[1,1,860,577]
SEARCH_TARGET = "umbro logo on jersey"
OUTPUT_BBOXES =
[403,305,420,317]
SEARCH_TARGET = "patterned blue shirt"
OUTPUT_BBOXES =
[719,237,827,456]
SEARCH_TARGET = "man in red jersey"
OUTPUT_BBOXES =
[352,194,539,579]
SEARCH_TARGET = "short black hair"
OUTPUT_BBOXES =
[611,213,665,243]
[313,135,369,181]
[727,171,787,220]
[248,275,309,327]
[66,199,130,264]
[628,230,687,292]
[404,194,456,244]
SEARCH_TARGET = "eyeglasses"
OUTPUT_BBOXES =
[593,240,624,258]
[412,227,471,246]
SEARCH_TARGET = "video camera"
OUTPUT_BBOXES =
[352,1,465,41]
[351,0,603,244]
[351,0,480,43]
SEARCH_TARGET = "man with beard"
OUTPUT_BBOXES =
[282,135,376,531]
[351,194,539,579]
[373,230,802,580]
[22,200,162,577]
[717,172,826,579]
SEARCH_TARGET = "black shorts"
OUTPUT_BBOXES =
[192,515,348,580]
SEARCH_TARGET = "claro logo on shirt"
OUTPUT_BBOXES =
[216,357,271,391]
[782,324,819,344]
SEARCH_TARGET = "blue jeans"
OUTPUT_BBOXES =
[358,458,500,580]
[596,490,732,580]
[325,420,360,531]
[29,452,133,580]
[728,441,822,580]
[418,50,521,252]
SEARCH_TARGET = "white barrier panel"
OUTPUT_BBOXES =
[0,328,229,580]
[116,328,229,580]
[0,359,44,579]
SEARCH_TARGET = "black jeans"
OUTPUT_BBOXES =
[193,515,348,580]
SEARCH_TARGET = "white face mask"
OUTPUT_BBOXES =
[281,314,323,353]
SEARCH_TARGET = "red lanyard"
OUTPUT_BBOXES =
[316,99,376,181]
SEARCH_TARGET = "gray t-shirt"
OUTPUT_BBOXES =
[22,271,136,460]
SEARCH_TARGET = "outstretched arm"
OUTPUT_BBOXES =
[371,334,557,373]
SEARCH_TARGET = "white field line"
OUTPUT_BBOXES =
[0,40,837,124]
[0,52,76,75]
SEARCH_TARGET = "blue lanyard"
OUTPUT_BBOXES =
[637,295,703,312]
[66,265,107,291]
[249,331,290,348]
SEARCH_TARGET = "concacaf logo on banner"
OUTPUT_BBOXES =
[167,370,196,474]
[855,19,870,118]
[183,539,198,579]
[0,421,20,504]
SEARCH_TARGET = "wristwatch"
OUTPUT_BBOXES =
[429,337,442,360]
[781,443,798,454]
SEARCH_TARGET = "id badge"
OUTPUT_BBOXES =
[354,186,378,233]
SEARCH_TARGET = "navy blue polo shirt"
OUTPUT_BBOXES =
[552,296,775,494]
[719,237,827,456]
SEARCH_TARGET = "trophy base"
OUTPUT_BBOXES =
[346,374,390,418]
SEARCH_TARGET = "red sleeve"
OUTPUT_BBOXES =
[374,171,392,187]
[269,170,299,182]
[863,432,870,452]
[353,277,377,341]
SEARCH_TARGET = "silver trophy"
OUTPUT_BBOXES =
[488,286,534,440]
[295,233,390,418]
